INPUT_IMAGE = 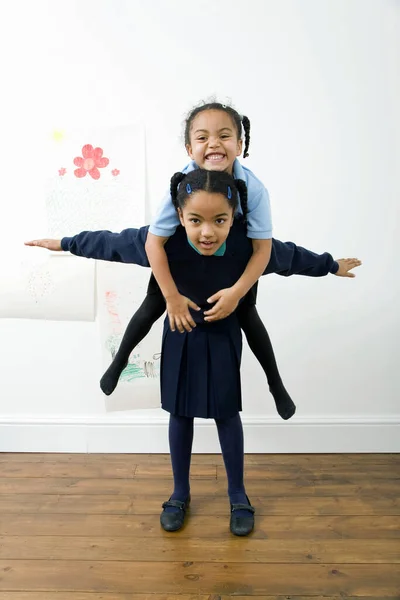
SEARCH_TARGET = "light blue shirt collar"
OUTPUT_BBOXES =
[187,237,226,256]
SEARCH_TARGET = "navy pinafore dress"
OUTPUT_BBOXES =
[159,222,252,419]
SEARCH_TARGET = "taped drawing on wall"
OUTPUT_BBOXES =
[1,123,145,322]
[0,253,95,321]
[97,261,164,411]
[45,124,145,236]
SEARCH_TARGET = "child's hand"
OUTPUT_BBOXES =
[334,258,362,278]
[24,239,62,251]
[166,293,200,333]
[204,288,241,322]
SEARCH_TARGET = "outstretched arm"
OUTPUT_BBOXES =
[25,227,150,267]
[265,239,361,277]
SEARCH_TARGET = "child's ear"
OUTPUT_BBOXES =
[236,139,243,157]
[186,144,194,159]
[178,208,185,227]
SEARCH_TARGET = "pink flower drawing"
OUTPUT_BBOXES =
[73,144,109,180]
[111,168,120,177]
[58,167,67,176]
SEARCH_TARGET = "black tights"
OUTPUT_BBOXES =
[100,275,295,419]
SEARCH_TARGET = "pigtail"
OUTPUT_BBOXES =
[241,115,251,158]
[170,172,186,211]
[235,180,248,224]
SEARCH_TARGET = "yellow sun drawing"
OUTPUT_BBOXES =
[52,130,65,142]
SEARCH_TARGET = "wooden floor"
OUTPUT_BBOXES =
[0,452,399,599]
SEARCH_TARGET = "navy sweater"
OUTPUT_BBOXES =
[61,221,338,315]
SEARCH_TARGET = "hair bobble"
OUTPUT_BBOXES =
[227,186,232,199]
[186,183,192,194]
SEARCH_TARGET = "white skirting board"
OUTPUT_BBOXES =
[0,415,399,453]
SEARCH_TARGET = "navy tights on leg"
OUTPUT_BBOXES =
[166,412,251,517]
[164,414,193,514]
[215,413,252,517]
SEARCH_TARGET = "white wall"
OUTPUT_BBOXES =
[0,0,399,452]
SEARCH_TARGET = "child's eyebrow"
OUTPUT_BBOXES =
[193,127,233,134]
[188,212,229,218]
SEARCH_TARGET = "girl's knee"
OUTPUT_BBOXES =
[140,292,165,320]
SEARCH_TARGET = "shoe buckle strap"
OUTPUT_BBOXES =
[162,499,186,511]
[231,503,255,514]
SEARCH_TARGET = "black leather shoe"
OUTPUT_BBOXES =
[230,496,255,536]
[160,496,190,532]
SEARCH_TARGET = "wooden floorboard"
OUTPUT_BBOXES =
[0,453,399,597]
[0,596,396,600]
[0,493,399,515]
[0,560,398,595]
[0,477,398,498]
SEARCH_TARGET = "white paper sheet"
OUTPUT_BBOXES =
[1,123,145,322]
[45,124,145,236]
[0,254,95,321]
[97,261,164,411]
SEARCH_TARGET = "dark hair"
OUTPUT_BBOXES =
[184,102,251,158]
[170,169,248,223]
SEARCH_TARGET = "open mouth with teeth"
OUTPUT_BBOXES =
[205,153,226,162]
[199,240,216,249]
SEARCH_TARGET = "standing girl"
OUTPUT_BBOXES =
[26,169,361,535]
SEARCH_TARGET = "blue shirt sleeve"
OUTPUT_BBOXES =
[149,161,197,238]
[232,162,273,240]
[245,187,273,240]
[148,187,180,238]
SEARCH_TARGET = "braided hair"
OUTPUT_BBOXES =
[184,101,251,159]
[234,179,248,223]
[241,115,251,159]
[170,169,248,224]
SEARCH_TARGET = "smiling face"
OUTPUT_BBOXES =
[186,109,243,175]
[178,190,235,255]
